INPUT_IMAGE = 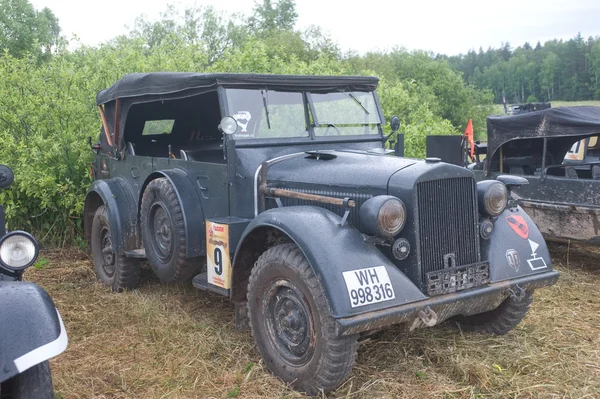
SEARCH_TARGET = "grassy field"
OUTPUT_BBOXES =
[27,243,600,399]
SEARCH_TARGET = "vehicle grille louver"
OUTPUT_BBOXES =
[417,177,480,285]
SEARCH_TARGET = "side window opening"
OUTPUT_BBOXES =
[123,91,225,163]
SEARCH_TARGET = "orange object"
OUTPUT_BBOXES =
[464,119,475,158]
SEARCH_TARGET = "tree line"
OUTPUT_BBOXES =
[444,33,600,104]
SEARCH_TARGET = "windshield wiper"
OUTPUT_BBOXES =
[346,92,370,115]
[261,89,271,129]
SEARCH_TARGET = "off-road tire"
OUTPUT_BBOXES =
[247,243,359,396]
[140,178,199,283]
[0,361,53,399]
[453,291,534,335]
[91,205,140,292]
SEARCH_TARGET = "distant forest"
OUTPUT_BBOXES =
[443,34,600,104]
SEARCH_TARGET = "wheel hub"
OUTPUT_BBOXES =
[149,202,173,262]
[266,282,314,365]
[99,226,115,277]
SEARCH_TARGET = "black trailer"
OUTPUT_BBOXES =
[470,106,600,244]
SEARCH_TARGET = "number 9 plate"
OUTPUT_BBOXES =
[342,266,396,308]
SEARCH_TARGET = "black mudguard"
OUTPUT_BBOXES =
[0,282,68,383]
[233,206,427,319]
[140,169,206,257]
[483,205,554,282]
[85,177,138,253]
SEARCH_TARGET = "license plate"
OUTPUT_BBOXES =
[342,266,395,308]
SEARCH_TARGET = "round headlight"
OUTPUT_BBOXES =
[477,181,508,216]
[0,231,39,270]
[360,196,407,238]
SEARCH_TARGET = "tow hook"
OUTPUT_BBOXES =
[509,285,527,302]
[409,306,438,331]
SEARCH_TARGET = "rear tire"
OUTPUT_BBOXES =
[140,178,199,283]
[0,361,53,399]
[453,291,534,335]
[247,244,359,396]
[91,205,140,292]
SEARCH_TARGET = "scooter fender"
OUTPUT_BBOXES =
[0,282,68,383]
[234,206,427,319]
[483,205,554,283]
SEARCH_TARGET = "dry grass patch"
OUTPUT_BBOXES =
[24,243,600,398]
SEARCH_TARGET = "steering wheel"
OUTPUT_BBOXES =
[323,123,341,136]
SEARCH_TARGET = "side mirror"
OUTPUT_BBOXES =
[390,115,400,134]
[218,116,238,135]
[0,165,14,189]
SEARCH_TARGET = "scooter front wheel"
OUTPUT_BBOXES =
[0,361,53,399]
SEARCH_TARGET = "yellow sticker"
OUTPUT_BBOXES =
[206,221,231,289]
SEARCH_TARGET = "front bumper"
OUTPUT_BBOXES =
[335,270,559,336]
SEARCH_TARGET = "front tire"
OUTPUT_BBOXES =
[247,244,359,396]
[453,291,534,335]
[0,361,53,399]
[140,178,199,283]
[91,205,140,292]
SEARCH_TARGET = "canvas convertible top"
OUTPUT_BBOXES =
[96,72,380,105]
[486,106,600,170]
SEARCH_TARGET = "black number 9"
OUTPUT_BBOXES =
[214,247,223,275]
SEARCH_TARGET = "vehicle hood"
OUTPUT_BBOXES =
[266,150,417,190]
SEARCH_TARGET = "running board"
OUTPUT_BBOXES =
[124,249,146,259]
[192,272,230,296]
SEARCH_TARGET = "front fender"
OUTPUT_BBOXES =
[483,205,554,282]
[234,206,426,319]
[140,169,206,257]
[85,177,138,253]
[0,282,68,383]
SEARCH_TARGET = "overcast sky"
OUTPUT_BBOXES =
[30,0,600,55]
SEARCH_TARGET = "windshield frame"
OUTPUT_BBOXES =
[222,87,385,146]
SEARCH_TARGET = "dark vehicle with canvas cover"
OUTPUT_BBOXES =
[470,106,600,244]
[0,165,68,399]
[85,72,559,395]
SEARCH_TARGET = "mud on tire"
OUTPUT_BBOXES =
[247,243,359,396]
[140,178,199,283]
[91,205,140,292]
[453,290,534,335]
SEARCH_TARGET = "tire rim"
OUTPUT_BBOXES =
[264,280,315,366]
[148,202,174,262]
[99,225,115,277]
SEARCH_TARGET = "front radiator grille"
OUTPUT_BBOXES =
[417,177,480,286]
[272,189,372,230]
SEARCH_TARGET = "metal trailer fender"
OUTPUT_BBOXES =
[0,282,68,383]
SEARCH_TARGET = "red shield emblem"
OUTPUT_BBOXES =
[505,215,529,239]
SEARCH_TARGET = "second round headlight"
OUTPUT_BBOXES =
[0,231,39,270]
[477,181,508,216]
[359,196,406,237]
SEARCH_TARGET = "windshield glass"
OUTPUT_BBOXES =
[225,88,382,140]
[226,89,308,140]
[310,91,381,136]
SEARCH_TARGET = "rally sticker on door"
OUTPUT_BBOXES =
[342,266,395,308]
[206,222,231,289]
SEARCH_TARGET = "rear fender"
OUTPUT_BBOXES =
[84,177,138,253]
[483,205,553,282]
[139,169,206,257]
[232,206,426,319]
[0,282,67,383]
